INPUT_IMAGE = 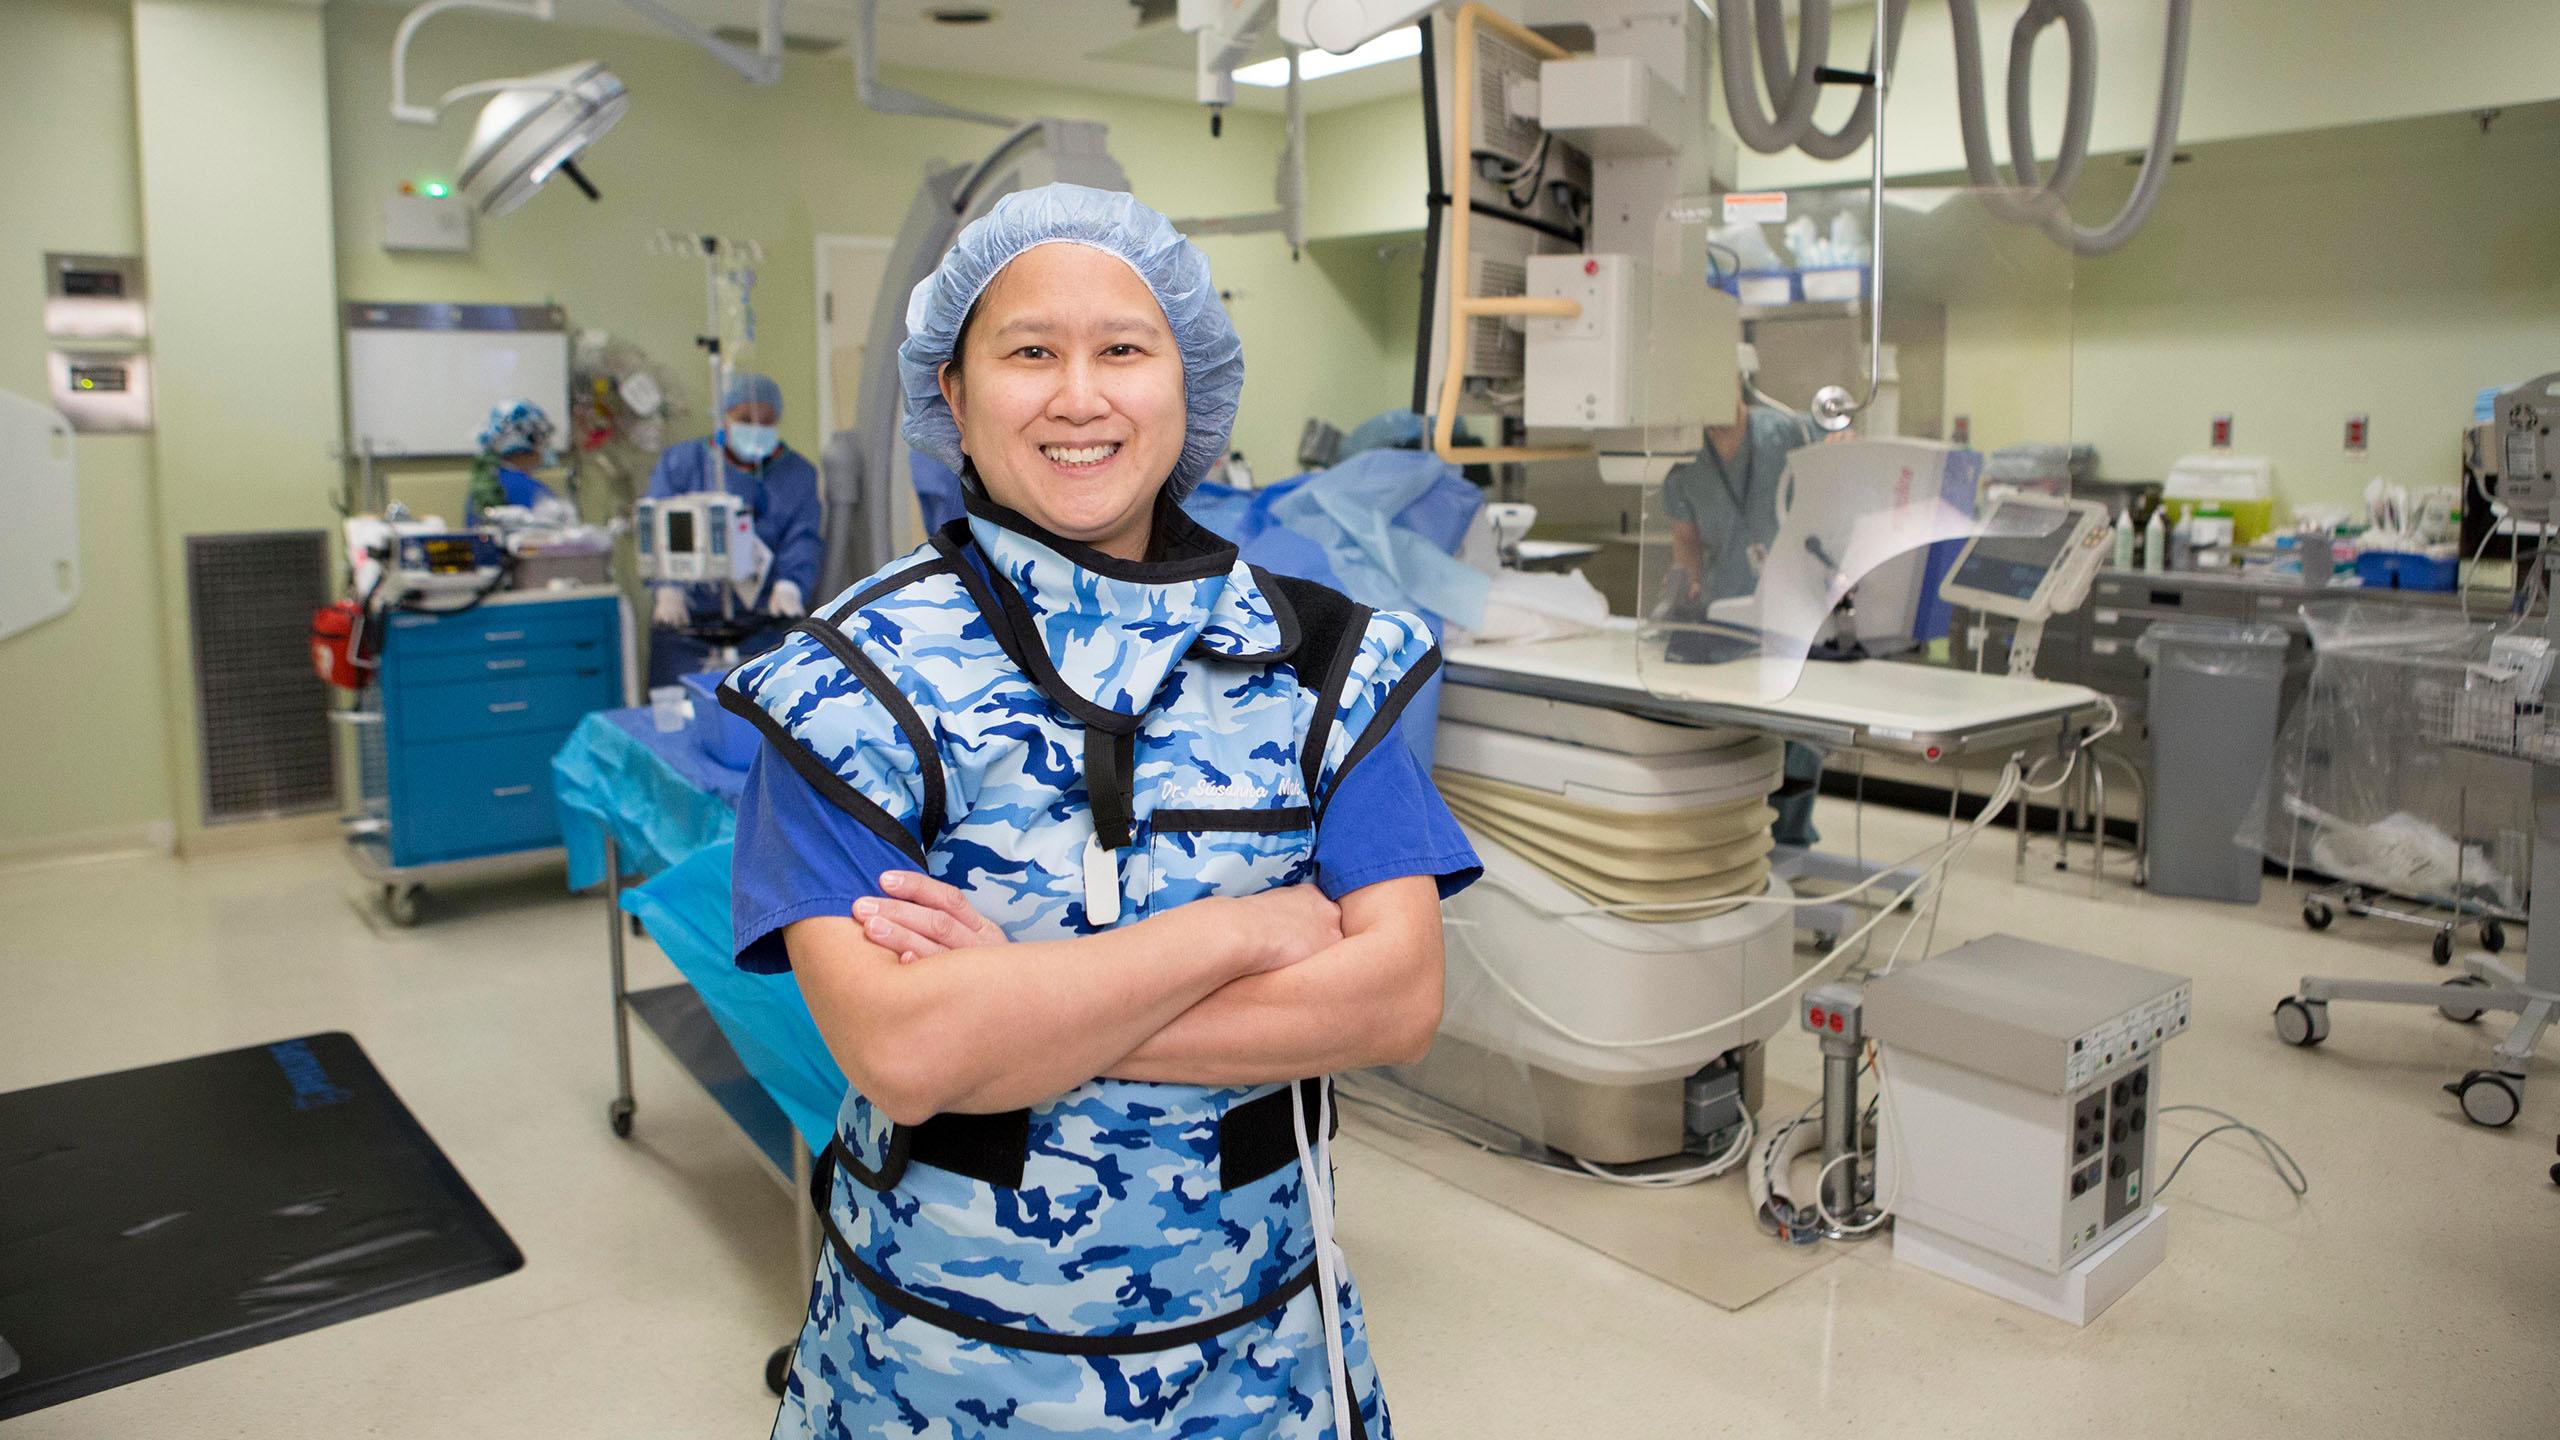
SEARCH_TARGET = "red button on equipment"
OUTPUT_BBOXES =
[1809,1007,1827,1028]
[1829,1015,1846,1033]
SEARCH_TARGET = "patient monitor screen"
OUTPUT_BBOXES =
[1949,506,2076,602]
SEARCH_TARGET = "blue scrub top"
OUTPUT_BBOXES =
[646,435,824,616]
[466,465,557,524]
[1659,405,1819,605]
[733,715,1480,974]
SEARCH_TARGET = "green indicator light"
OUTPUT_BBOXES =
[422,181,450,199]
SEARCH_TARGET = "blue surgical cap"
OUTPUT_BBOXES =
[477,398,553,458]
[721,371,783,417]
[898,183,1243,499]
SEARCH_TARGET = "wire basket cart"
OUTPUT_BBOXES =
[2273,603,2529,965]
[2274,659,2558,1126]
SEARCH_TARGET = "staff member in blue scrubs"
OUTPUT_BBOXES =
[466,398,560,523]
[723,183,1479,1439]
[644,371,823,686]
[1661,384,1828,846]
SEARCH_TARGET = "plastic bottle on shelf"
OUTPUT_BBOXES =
[2142,509,2168,573]
[2113,508,2136,568]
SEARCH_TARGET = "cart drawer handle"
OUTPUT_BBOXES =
[492,784,534,798]
[484,629,526,642]
[486,658,527,671]
[488,700,530,713]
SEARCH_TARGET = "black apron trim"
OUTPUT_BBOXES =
[784,616,948,847]
[1218,1078,1327,1190]
[719,683,928,866]
[1318,645,1444,823]
[911,1108,1033,1189]
[1151,806,1313,835]
[828,1224,1318,1356]
[1300,602,1376,807]
[961,482,1239,584]
[815,1078,1324,1199]
[1085,726,1137,851]
[819,553,959,625]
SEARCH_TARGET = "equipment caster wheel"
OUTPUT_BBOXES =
[2432,929,2455,966]
[608,1098,635,1138]
[2438,975,2490,1023]
[2272,997,2329,1047]
[765,1343,793,1396]
[383,885,422,927]
[2480,920,2507,953]
[2446,1069,2521,1128]
[2301,900,2333,932]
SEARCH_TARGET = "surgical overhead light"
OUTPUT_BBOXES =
[454,61,629,217]
[1232,25,1416,85]
[389,2,627,218]
[390,0,787,218]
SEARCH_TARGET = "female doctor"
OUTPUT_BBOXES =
[720,184,1479,1439]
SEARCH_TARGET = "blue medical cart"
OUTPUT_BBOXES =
[346,587,632,922]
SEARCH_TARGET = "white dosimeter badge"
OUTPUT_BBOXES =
[1081,835,1121,928]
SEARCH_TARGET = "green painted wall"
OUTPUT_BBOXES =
[1930,106,2560,514]
[0,0,174,859]
[133,0,346,848]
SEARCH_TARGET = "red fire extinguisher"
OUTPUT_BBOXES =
[310,600,379,690]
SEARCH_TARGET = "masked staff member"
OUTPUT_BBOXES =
[644,371,822,685]
[723,184,1479,1440]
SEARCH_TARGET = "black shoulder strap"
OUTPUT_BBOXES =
[1267,573,1360,687]
[1267,574,1372,807]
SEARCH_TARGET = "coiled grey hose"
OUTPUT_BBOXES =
[1719,0,2191,256]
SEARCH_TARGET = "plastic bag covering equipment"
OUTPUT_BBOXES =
[2255,601,2527,907]
[0,1033,522,1419]
[0,389,78,644]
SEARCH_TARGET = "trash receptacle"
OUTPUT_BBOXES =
[2141,620,2290,902]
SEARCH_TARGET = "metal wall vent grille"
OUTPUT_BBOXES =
[187,530,334,823]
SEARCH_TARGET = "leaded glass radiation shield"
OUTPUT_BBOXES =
[1632,187,2079,703]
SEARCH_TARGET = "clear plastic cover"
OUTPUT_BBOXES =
[1630,187,2080,702]
[2251,600,2530,911]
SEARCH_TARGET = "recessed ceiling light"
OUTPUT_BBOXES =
[1234,26,1420,86]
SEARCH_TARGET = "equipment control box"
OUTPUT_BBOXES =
[1864,934,2190,1274]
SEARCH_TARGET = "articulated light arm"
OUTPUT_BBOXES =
[389,0,556,125]
[621,0,783,86]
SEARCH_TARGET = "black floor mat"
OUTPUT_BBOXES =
[0,1032,523,1418]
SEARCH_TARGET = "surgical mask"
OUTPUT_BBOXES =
[725,424,780,464]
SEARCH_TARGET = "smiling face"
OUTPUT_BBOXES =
[937,242,1187,561]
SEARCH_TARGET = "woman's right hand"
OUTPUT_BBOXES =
[1222,885,1343,975]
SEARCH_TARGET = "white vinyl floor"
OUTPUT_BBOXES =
[2,792,2554,1439]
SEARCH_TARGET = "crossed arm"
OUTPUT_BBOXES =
[781,872,1445,1126]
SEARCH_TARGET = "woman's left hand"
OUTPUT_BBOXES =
[850,871,1010,962]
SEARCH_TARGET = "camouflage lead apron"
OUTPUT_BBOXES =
[722,489,1440,1439]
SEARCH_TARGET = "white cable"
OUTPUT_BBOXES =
[1812,1048,1902,1235]
[1569,1111,1754,1188]
[1290,1080,1354,1440]
[1451,764,2023,1052]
